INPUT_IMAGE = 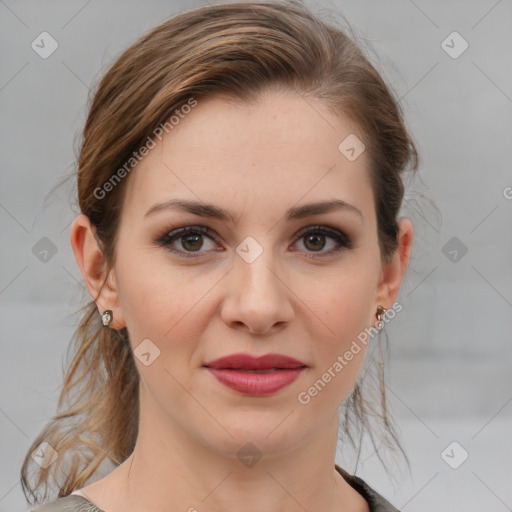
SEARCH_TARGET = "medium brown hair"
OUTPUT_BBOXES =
[21,0,418,504]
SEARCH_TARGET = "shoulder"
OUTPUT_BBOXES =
[30,495,104,512]
[335,465,401,512]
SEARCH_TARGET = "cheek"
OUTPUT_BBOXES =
[115,264,206,416]
[296,268,376,405]
[306,266,378,345]
[115,249,217,369]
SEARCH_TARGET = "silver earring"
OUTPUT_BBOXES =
[102,310,113,327]
[375,305,387,330]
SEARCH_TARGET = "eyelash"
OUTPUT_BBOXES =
[155,224,353,260]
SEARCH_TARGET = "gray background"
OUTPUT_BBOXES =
[1,0,511,511]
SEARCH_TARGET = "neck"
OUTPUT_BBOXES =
[88,390,368,512]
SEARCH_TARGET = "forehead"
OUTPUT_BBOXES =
[122,88,374,224]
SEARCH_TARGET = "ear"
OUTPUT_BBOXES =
[374,218,413,310]
[69,214,126,329]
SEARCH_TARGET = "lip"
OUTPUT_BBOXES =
[204,353,306,370]
[203,353,307,396]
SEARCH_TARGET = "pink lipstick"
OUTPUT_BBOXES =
[203,353,306,396]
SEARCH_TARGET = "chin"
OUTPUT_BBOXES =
[196,411,308,459]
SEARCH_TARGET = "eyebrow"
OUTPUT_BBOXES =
[144,198,363,223]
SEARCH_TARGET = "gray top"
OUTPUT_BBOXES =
[30,465,400,512]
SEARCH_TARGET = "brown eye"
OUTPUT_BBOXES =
[156,226,219,258]
[180,233,204,252]
[156,224,353,260]
[293,225,353,258]
[303,233,327,252]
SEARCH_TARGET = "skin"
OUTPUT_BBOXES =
[70,86,413,512]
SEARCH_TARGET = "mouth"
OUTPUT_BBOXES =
[203,352,306,370]
[208,368,299,373]
[202,353,307,395]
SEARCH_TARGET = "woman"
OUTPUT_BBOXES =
[21,1,417,511]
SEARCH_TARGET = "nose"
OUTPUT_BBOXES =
[220,247,294,335]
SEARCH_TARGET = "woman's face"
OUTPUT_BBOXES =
[87,87,409,458]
